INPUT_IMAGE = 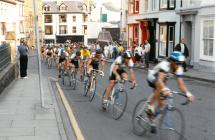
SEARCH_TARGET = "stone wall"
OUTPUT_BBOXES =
[0,63,18,94]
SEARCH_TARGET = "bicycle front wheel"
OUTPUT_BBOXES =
[71,71,76,89]
[158,107,185,140]
[132,98,150,136]
[112,90,128,120]
[89,78,96,102]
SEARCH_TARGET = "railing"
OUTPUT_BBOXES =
[0,43,11,71]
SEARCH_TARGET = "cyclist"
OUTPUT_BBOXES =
[58,46,68,78]
[80,46,91,79]
[87,49,105,73]
[102,50,137,109]
[70,51,81,70]
[146,51,194,132]
[46,46,53,68]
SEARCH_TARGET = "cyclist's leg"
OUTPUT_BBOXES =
[104,80,115,99]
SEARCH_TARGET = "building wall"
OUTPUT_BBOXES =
[24,0,43,47]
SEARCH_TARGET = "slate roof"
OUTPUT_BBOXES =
[43,1,84,14]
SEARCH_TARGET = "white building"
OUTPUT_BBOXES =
[0,0,24,44]
[43,1,88,44]
[180,0,215,72]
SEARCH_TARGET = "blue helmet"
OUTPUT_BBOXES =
[169,51,185,64]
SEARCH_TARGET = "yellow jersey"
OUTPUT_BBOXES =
[80,49,91,60]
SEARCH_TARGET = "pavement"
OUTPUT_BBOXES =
[106,58,215,83]
[0,53,71,140]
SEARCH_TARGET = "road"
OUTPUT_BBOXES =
[30,54,215,140]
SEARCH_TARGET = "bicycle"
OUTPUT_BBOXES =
[102,79,136,120]
[80,60,87,81]
[132,91,189,140]
[84,69,104,102]
[69,65,78,90]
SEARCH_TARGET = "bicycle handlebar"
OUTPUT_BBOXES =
[116,79,137,90]
[92,69,104,77]
[171,91,190,106]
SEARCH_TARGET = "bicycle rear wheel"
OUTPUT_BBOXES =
[72,71,76,90]
[132,98,150,136]
[89,78,96,102]
[112,90,128,120]
[158,107,185,140]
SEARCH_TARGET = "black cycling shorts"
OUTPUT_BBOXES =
[90,60,99,70]
[59,57,66,63]
[109,69,127,80]
[71,59,79,68]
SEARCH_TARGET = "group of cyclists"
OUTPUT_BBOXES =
[41,41,194,134]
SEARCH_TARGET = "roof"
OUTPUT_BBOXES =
[43,1,84,14]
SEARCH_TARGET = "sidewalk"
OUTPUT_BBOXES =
[105,58,215,83]
[0,68,67,139]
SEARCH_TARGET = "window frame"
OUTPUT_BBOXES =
[73,16,76,22]
[44,15,52,23]
[59,25,67,34]
[128,0,139,15]
[159,0,176,10]
[59,3,67,11]
[44,5,50,12]
[59,14,67,23]
[45,25,53,35]
[200,19,215,61]
[72,26,77,33]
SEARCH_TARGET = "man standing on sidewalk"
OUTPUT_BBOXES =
[144,40,151,69]
[17,39,29,78]
[175,38,189,72]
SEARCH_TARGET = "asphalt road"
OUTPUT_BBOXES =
[29,54,215,140]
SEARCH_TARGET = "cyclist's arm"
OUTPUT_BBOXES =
[156,71,168,91]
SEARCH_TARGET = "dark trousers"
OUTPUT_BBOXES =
[145,52,150,68]
[20,55,28,77]
[183,62,187,71]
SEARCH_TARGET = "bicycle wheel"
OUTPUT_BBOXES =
[112,90,128,120]
[84,78,90,96]
[69,71,72,87]
[89,78,96,102]
[61,70,65,85]
[158,107,185,140]
[72,71,76,90]
[132,98,151,136]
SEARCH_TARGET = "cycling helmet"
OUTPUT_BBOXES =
[169,51,185,64]
[123,50,132,59]
[76,51,81,56]
[96,49,102,54]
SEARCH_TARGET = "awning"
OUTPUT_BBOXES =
[136,18,158,22]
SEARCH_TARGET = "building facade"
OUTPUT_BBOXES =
[126,0,181,61]
[0,0,25,44]
[180,0,215,72]
[43,1,88,44]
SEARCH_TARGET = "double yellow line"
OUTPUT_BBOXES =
[56,82,85,140]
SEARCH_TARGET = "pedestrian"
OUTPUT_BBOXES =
[134,44,144,67]
[17,39,29,79]
[144,40,151,69]
[175,38,189,72]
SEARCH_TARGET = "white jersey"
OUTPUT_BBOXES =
[147,60,184,83]
[109,56,134,76]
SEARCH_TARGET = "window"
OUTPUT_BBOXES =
[59,15,67,23]
[202,20,214,58]
[60,4,67,11]
[83,14,88,22]
[160,0,175,10]
[0,22,6,35]
[19,21,24,33]
[44,15,52,23]
[73,16,76,22]
[44,5,50,11]
[84,26,87,34]
[143,0,148,12]
[159,25,167,57]
[19,4,23,16]
[45,26,53,35]
[152,0,156,11]
[72,26,76,33]
[59,25,67,34]
[128,0,139,14]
